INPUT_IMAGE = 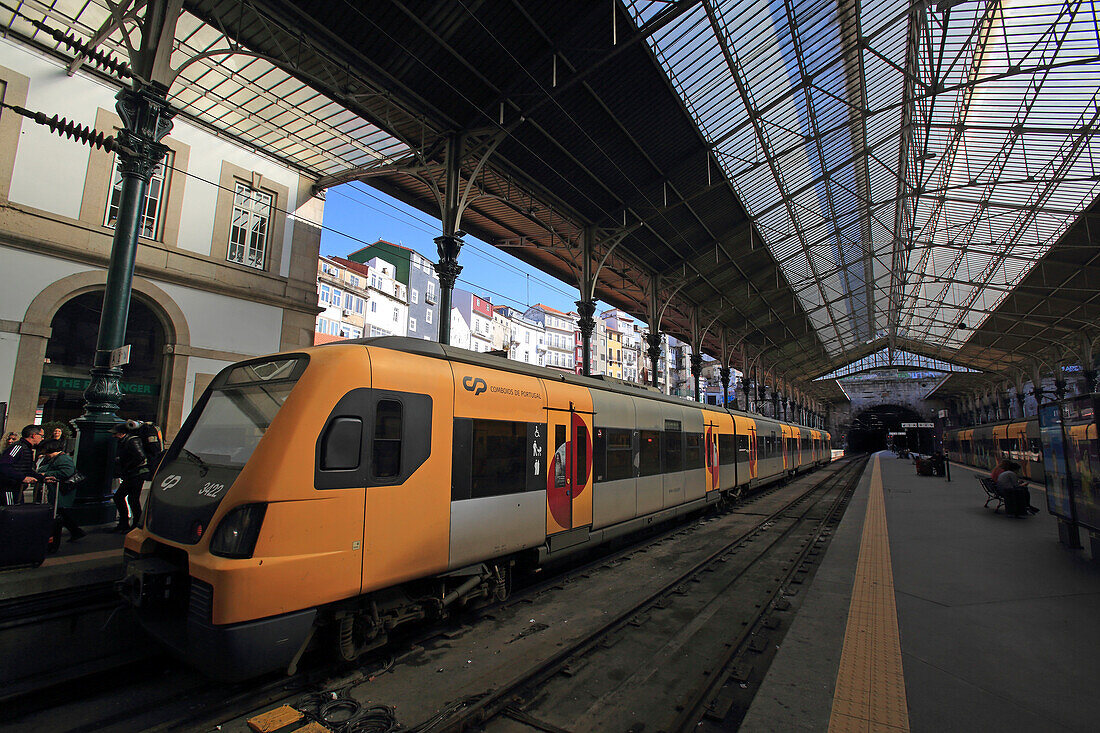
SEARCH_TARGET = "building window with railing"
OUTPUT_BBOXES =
[226,182,273,270]
[106,153,173,239]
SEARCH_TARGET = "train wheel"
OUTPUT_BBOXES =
[334,612,386,663]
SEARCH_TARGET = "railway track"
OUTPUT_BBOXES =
[416,456,866,732]
[0,578,151,703]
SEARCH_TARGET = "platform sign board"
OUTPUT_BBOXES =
[109,344,131,368]
[1045,395,1100,533]
[1040,402,1075,521]
[901,422,934,428]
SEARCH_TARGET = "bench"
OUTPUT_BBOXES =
[979,477,1003,511]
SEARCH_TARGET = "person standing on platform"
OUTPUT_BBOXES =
[3,432,18,450]
[0,425,46,506]
[112,423,149,532]
[36,439,86,542]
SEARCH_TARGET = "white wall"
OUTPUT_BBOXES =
[182,356,235,413]
[158,281,283,356]
[0,331,19,419]
[0,248,95,322]
[450,308,470,350]
[1,41,104,220]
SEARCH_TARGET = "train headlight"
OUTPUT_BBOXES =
[209,504,267,559]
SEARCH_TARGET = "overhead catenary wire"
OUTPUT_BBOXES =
[104,158,587,316]
[343,181,580,300]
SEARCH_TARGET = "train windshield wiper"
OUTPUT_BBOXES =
[182,448,207,469]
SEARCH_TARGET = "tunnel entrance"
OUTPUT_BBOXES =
[847,404,924,454]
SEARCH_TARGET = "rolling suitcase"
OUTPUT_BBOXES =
[0,502,54,568]
[40,484,63,554]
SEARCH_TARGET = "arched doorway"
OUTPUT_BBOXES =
[848,404,923,453]
[37,291,166,426]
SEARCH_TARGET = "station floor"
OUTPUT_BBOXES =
[742,452,1100,733]
[0,522,125,600]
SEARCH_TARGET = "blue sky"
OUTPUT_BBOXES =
[319,181,607,317]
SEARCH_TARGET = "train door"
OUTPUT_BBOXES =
[546,406,593,534]
[705,420,720,493]
[781,425,790,473]
[748,423,758,480]
[1009,423,1030,479]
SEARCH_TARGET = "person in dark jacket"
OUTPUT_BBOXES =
[0,425,45,506]
[113,423,148,532]
[37,439,86,541]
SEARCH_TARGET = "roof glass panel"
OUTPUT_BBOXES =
[0,0,413,179]
[627,0,1100,370]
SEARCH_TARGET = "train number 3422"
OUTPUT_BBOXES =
[198,482,226,498]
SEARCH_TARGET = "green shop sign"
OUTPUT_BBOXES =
[40,375,159,396]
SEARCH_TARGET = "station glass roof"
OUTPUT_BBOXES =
[5,0,1099,393]
[625,0,1100,357]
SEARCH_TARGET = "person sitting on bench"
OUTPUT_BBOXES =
[991,459,1008,484]
[996,461,1038,517]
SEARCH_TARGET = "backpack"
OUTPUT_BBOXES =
[135,422,164,465]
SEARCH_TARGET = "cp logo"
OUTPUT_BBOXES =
[160,474,182,490]
[463,376,487,395]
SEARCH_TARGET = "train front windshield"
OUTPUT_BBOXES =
[180,383,294,468]
[145,356,308,544]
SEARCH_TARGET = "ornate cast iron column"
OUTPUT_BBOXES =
[1031,384,1045,410]
[720,367,731,408]
[1084,368,1098,394]
[434,133,464,345]
[72,84,174,523]
[576,226,596,377]
[576,299,596,377]
[1054,377,1068,401]
[646,332,662,389]
[690,351,703,402]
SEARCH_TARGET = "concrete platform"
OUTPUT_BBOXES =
[0,523,125,600]
[743,451,1100,732]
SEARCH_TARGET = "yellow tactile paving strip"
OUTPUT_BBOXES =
[828,455,909,732]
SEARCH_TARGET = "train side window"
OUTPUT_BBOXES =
[601,428,633,481]
[663,430,683,472]
[372,400,402,479]
[594,428,607,482]
[757,436,765,458]
[737,435,749,461]
[320,417,362,471]
[686,433,703,467]
[470,419,527,498]
[575,424,589,486]
[554,425,568,488]
[639,430,661,476]
[718,434,735,465]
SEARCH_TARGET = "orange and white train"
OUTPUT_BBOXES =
[122,336,831,679]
